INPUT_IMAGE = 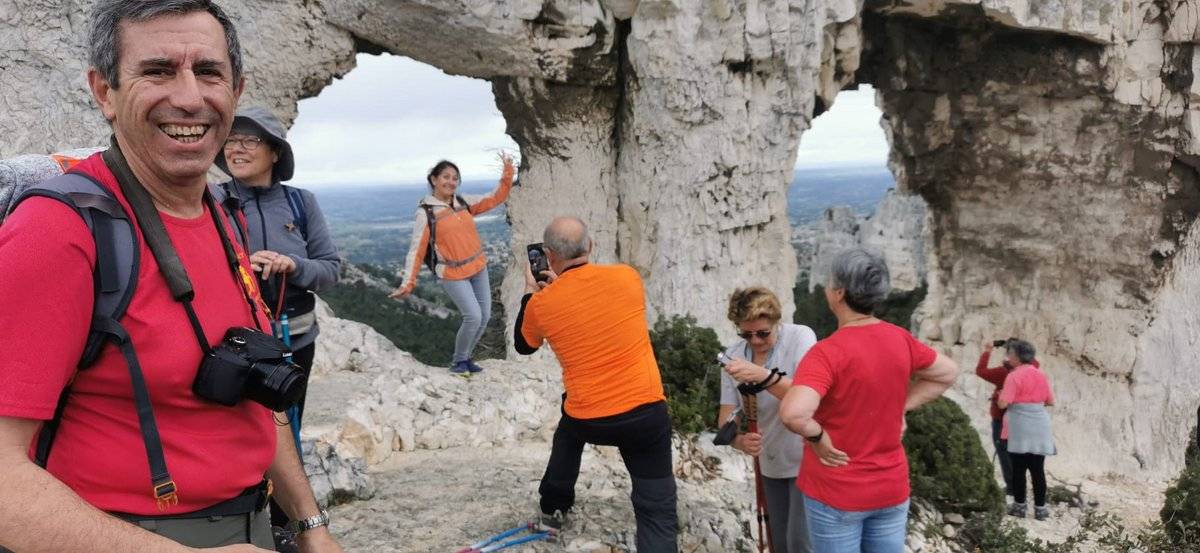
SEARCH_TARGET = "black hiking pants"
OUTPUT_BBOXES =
[1010,453,1047,507]
[539,399,679,553]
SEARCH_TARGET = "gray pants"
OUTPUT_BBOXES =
[123,508,274,549]
[440,266,491,363]
[0,510,273,552]
[762,476,812,553]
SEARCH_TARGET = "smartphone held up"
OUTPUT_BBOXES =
[527,243,551,283]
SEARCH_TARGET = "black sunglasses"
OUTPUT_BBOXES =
[737,329,773,340]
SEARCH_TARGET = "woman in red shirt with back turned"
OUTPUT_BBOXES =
[781,248,959,553]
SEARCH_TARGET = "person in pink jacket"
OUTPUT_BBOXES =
[996,339,1056,520]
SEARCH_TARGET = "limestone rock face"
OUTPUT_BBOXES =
[0,0,354,156]
[862,2,1200,476]
[800,190,929,293]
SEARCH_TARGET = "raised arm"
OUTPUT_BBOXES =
[465,154,516,215]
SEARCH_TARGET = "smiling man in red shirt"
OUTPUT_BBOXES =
[0,2,339,551]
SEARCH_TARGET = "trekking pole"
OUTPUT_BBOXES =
[742,392,775,553]
[457,523,556,553]
[274,273,302,457]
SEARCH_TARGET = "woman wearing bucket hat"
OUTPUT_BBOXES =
[389,154,516,375]
[212,106,341,544]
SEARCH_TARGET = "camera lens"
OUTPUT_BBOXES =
[247,361,307,411]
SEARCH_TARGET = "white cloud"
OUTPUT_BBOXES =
[289,54,518,187]
[288,55,888,186]
[794,85,890,168]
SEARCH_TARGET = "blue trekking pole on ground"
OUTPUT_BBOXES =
[456,522,556,553]
[274,274,303,457]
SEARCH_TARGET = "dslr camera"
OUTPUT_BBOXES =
[193,327,307,412]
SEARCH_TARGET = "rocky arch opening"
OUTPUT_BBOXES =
[790,83,929,338]
[855,3,1200,477]
[319,4,1200,479]
[283,51,518,366]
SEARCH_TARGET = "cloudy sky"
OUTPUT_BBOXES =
[288,54,888,188]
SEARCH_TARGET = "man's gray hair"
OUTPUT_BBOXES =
[829,248,890,315]
[544,218,590,259]
[1005,339,1037,364]
[88,0,243,89]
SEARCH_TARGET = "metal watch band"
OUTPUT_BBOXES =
[286,509,330,534]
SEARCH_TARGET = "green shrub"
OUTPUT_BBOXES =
[649,315,724,434]
[904,397,1004,516]
[958,512,1036,553]
[1161,424,1200,546]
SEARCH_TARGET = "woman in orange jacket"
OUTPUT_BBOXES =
[390,153,516,373]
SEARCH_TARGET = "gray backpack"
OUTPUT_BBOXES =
[0,151,138,467]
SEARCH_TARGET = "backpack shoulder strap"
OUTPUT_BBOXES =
[420,203,438,273]
[10,172,140,468]
[282,185,308,240]
[217,182,250,250]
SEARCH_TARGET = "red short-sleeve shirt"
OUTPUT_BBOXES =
[0,153,276,515]
[793,321,938,511]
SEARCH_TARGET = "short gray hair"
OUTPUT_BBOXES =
[88,0,244,89]
[829,248,890,315]
[544,218,590,259]
[1005,339,1037,364]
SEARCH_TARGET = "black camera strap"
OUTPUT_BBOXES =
[102,140,265,510]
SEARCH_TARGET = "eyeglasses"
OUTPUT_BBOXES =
[224,136,264,151]
[737,329,774,340]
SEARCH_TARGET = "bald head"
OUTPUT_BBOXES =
[543,216,590,260]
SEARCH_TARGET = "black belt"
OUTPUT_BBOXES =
[113,479,270,522]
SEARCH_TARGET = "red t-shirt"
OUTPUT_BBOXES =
[792,321,938,511]
[0,154,276,515]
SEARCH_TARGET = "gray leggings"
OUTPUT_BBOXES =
[440,266,491,363]
[762,476,812,553]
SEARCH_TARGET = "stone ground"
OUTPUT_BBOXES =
[1009,471,1168,546]
[326,440,758,553]
[303,312,1175,553]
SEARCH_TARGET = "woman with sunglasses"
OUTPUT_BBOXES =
[716,287,817,553]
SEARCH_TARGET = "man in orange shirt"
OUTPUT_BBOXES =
[515,217,678,552]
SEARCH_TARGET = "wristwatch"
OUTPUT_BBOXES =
[286,509,330,534]
[805,428,824,443]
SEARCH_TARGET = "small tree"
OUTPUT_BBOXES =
[650,315,724,434]
[904,397,1004,515]
[1161,423,1200,546]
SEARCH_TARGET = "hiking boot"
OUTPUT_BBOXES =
[1007,502,1027,518]
[466,359,485,373]
[540,509,567,530]
[1035,506,1050,521]
[450,361,472,375]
